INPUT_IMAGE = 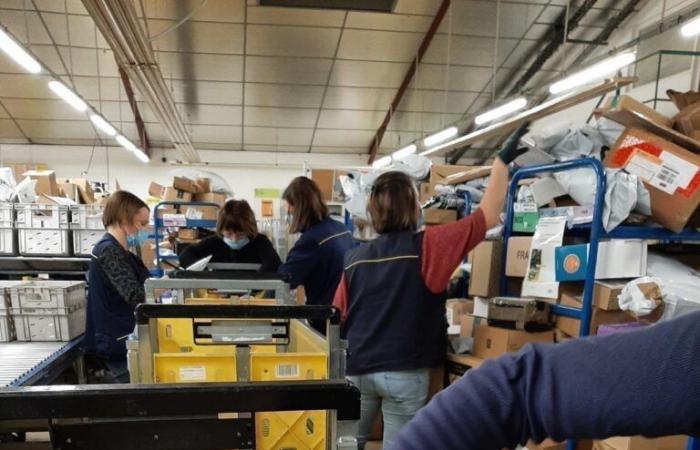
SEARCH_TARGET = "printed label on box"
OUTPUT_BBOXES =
[625,151,661,182]
[162,214,187,227]
[276,363,300,378]
[179,366,206,382]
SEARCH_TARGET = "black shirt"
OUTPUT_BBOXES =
[179,234,282,272]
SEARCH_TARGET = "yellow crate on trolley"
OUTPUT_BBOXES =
[153,353,236,383]
[252,352,328,450]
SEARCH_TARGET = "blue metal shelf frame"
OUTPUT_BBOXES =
[152,201,220,277]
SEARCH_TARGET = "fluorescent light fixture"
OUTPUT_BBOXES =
[549,52,636,95]
[392,144,417,160]
[474,97,528,126]
[423,126,458,147]
[372,155,392,169]
[682,16,700,37]
[133,149,150,163]
[0,28,41,74]
[115,134,138,153]
[48,80,87,112]
[89,113,117,136]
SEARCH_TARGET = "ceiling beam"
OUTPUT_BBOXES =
[366,0,451,165]
[118,67,150,156]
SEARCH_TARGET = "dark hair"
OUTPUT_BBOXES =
[216,199,258,239]
[368,171,420,234]
[282,177,328,233]
[102,190,149,228]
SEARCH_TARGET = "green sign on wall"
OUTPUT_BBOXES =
[255,188,281,198]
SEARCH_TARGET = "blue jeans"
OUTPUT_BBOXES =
[347,369,430,449]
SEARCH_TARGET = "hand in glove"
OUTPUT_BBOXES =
[497,122,530,165]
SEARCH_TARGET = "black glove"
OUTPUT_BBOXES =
[497,122,530,164]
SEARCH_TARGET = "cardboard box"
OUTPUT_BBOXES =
[430,164,478,185]
[161,187,193,203]
[443,166,491,185]
[505,237,532,277]
[149,182,164,198]
[603,95,672,128]
[194,192,227,206]
[139,240,156,269]
[196,178,210,193]
[419,183,433,203]
[23,170,59,196]
[59,183,80,203]
[173,176,202,194]
[184,205,218,221]
[594,435,687,450]
[459,314,483,338]
[556,292,635,337]
[446,299,474,326]
[424,208,457,225]
[554,241,647,281]
[68,178,95,204]
[468,240,502,298]
[473,325,554,359]
[605,127,700,233]
[178,228,199,240]
[593,280,628,311]
[528,439,593,450]
[8,163,33,184]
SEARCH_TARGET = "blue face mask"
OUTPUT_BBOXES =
[224,236,249,250]
[127,229,149,248]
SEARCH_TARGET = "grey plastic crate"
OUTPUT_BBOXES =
[16,204,71,256]
[70,205,104,256]
[0,203,15,256]
[0,281,24,342]
[9,281,86,310]
[11,305,85,342]
[15,204,70,229]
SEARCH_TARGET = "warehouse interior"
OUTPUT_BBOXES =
[0,0,700,449]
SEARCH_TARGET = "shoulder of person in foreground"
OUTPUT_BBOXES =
[388,311,700,450]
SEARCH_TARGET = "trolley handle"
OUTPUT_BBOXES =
[135,303,340,324]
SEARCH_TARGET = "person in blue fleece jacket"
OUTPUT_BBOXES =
[388,310,700,450]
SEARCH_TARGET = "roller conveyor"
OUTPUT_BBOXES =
[0,338,83,387]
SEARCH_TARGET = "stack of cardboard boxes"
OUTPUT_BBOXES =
[420,164,491,225]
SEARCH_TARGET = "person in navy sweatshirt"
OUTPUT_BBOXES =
[332,124,530,449]
[388,310,700,449]
[279,176,354,333]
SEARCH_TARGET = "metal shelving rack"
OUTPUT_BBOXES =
[499,158,700,450]
[152,201,220,277]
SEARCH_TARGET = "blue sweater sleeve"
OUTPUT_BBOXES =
[278,236,317,289]
[389,311,700,450]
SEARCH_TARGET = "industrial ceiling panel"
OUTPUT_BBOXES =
[67,14,100,47]
[317,109,385,130]
[246,25,341,58]
[245,83,324,108]
[416,64,494,92]
[247,6,346,27]
[195,142,239,151]
[0,9,53,46]
[345,11,432,32]
[310,146,365,154]
[189,124,242,144]
[424,34,521,69]
[245,56,332,85]
[2,98,87,121]
[168,80,243,106]
[146,20,244,54]
[322,87,395,111]
[393,0,440,16]
[330,60,409,88]
[337,29,424,63]
[244,106,318,128]
[381,130,422,148]
[142,0,245,23]
[0,74,53,99]
[312,129,376,147]
[244,126,313,146]
[57,47,118,77]
[17,119,95,139]
[259,0,396,13]
[400,89,477,114]
[156,52,244,82]
[179,105,243,126]
[0,106,9,119]
[245,144,310,153]
[387,111,461,133]
[65,1,88,15]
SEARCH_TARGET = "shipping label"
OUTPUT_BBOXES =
[179,366,206,382]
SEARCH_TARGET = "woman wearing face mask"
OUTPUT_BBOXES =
[179,199,281,272]
[84,190,152,383]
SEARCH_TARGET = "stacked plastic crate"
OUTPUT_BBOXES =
[8,281,86,341]
[0,203,15,255]
[15,204,71,256]
[70,204,104,256]
[0,281,21,341]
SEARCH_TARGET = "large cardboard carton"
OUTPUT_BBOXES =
[605,128,700,233]
[593,280,629,311]
[173,176,202,194]
[430,164,478,185]
[424,209,457,225]
[442,166,491,185]
[446,299,474,327]
[194,192,227,206]
[69,178,95,204]
[149,182,164,198]
[9,163,33,184]
[505,237,532,277]
[161,187,193,203]
[468,240,502,298]
[419,183,433,203]
[602,95,672,128]
[59,183,80,203]
[459,314,483,339]
[472,325,554,359]
[184,205,218,221]
[23,170,59,196]
[594,435,687,450]
[311,169,347,203]
[556,292,635,337]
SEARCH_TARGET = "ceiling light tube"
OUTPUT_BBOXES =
[549,52,636,95]
[89,113,117,136]
[423,126,458,147]
[133,149,150,163]
[372,155,392,169]
[0,27,41,74]
[474,97,528,126]
[115,134,138,153]
[682,16,700,37]
[392,144,417,160]
[48,80,87,112]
